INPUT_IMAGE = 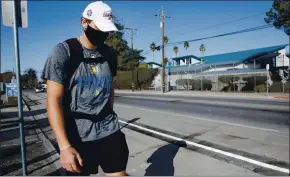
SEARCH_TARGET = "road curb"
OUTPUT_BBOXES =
[115,91,289,101]
[272,96,289,100]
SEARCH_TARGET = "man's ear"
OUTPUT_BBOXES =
[81,18,88,30]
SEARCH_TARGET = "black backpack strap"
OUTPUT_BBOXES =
[98,44,118,77]
[64,38,84,87]
[61,38,83,113]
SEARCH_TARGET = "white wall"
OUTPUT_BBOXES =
[276,49,289,67]
[246,63,261,69]
[203,63,247,73]
[191,58,200,65]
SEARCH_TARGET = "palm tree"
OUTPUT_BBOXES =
[173,46,178,56]
[150,42,156,62]
[164,36,169,45]
[199,44,206,64]
[184,41,189,50]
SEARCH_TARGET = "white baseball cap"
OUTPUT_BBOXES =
[82,1,118,32]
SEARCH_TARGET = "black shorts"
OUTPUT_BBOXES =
[62,130,129,176]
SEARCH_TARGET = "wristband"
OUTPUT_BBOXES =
[60,144,71,151]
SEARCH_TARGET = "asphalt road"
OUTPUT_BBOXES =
[113,93,289,165]
[114,94,289,131]
[115,92,290,106]
[23,91,289,176]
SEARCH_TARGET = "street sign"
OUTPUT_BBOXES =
[1,0,28,28]
[6,83,18,97]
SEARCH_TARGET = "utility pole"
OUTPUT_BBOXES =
[155,7,170,93]
[125,27,138,92]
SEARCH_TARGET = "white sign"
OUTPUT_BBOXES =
[266,64,269,70]
[1,0,28,28]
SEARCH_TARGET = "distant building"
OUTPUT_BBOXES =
[146,62,162,69]
[151,44,289,91]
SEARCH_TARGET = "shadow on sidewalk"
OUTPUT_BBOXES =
[0,142,58,176]
[0,109,47,119]
[0,117,49,130]
[0,115,50,143]
[144,140,187,176]
[44,169,62,176]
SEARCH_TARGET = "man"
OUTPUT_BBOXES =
[41,1,129,176]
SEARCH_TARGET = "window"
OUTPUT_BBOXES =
[176,60,180,66]
[186,59,191,65]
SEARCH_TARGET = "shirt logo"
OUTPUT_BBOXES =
[91,64,100,73]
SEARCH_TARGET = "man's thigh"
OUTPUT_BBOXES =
[98,130,129,175]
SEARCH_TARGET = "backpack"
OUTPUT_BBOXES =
[64,38,117,83]
[62,38,117,115]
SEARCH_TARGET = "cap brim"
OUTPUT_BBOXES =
[94,19,118,32]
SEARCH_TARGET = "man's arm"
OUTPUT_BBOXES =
[46,80,70,149]
[46,80,83,173]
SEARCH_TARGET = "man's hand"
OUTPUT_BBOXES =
[60,147,83,173]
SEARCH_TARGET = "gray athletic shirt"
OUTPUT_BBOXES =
[41,40,120,142]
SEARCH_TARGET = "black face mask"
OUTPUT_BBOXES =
[84,24,109,46]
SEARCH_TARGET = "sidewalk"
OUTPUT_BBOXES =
[116,90,289,100]
[0,103,59,176]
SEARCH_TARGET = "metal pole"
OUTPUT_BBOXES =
[254,60,256,92]
[177,66,179,91]
[12,0,27,175]
[201,68,203,91]
[267,70,269,96]
[233,63,235,92]
[161,7,166,93]
[131,29,134,92]
[187,65,190,91]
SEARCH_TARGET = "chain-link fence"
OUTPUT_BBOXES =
[170,68,289,93]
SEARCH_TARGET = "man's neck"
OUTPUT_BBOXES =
[79,33,97,50]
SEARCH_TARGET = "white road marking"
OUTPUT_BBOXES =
[118,119,289,174]
[116,104,288,134]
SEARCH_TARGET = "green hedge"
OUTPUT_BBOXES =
[114,68,158,90]
[255,82,290,93]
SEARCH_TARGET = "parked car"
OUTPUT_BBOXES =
[35,87,45,93]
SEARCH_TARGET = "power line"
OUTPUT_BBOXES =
[176,12,265,36]
[142,12,265,56]
[167,24,272,46]
[141,24,272,57]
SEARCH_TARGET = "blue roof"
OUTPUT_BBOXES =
[203,44,288,64]
[193,69,267,76]
[165,60,242,73]
[146,62,162,67]
[171,55,201,61]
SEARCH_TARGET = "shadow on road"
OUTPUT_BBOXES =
[144,140,187,176]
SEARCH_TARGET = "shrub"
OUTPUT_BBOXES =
[113,68,158,90]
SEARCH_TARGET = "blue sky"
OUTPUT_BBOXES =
[1,1,288,79]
